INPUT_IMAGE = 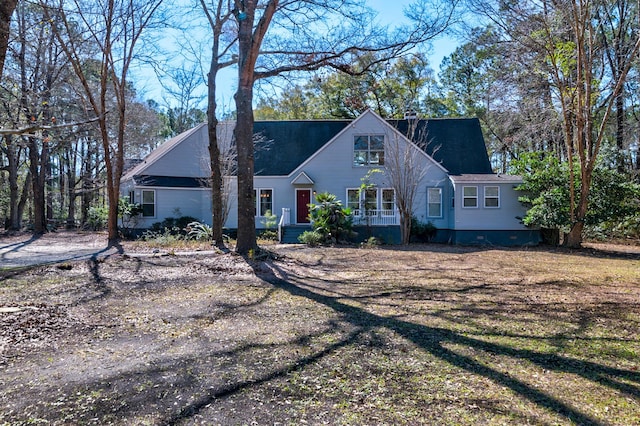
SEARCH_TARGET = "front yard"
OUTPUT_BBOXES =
[1,241,639,425]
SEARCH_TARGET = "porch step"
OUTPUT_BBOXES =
[280,225,311,243]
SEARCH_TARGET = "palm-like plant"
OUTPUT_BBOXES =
[308,192,354,244]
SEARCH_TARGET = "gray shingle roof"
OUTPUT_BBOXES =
[253,120,350,176]
[254,117,492,176]
[389,117,493,175]
[126,116,492,183]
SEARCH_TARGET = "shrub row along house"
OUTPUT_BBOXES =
[121,110,540,245]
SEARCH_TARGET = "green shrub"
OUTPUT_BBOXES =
[261,210,277,229]
[298,230,324,246]
[187,221,213,241]
[140,227,186,245]
[259,210,278,241]
[86,206,108,231]
[118,197,143,237]
[360,236,381,248]
[259,229,278,241]
[410,217,436,242]
[308,192,354,244]
[149,216,198,235]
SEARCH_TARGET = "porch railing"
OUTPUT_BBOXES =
[278,208,291,242]
[278,207,399,240]
[351,209,400,226]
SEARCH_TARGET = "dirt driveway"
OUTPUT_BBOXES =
[0,231,121,268]
[0,231,221,269]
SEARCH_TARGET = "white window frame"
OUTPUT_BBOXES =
[353,134,385,167]
[363,188,378,215]
[381,188,396,216]
[346,188,360,211]
[346,188,396,215]
[484,186,500,208]
[141,189,156,218]
[255,188,274,217]
[462,186,478,208]
[427,187,443,218]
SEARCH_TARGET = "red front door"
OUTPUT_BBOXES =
[296,189,311,223]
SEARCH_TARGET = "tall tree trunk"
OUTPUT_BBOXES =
[65,147,78,228]
[203,0,225,248]
[233,0,278,254]
[0,0,18,79]
[400,211,411,245]
[28,136,47,234]
[80,137,92,226]
[234,82,256,254]
[5,137,22,230]
[44,140,53,224]
[17,170,31,228]
[615,91,625,173]
[234,1,258,255]
[565,172,590,247]
[208,113,225,247]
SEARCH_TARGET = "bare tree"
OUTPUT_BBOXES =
[599,0,638,173]
[159,63,207,136]
[44,0,164,243]
[231,0,456,254]
[385,119,434,244]
[199,0,237,247]
[199,120,236,231]
[5,0,71,234]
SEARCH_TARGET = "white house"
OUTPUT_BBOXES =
[121,110,540,245]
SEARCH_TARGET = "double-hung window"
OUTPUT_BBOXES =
[346,188,396,215]
[363,189,378,215]
[141,190,155,217]
[354,135,384,166]
[255,188,273,216]
[484,186,500,208]
[462,186,478,208]
[381,189,395,216]
[427,187,443,217]
[347,189,360,212]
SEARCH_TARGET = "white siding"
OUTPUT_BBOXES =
[142,125,210,178]
[129,187,211,228]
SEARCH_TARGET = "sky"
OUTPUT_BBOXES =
[133,0,459,113]
[367,0,458,63]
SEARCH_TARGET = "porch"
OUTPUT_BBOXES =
[278,208,401,244]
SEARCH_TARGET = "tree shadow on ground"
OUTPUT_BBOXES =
[4,249,638,425]
[0,232,43,254]
[376,242,640,261]
[156,254,640,425]
[253,260,638,426]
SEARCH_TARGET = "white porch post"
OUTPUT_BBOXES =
[278,208,291,242]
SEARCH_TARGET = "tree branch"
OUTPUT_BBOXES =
[0,115,104,136]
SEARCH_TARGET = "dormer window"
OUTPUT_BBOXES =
[354,135,384,166]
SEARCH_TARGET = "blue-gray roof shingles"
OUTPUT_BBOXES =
[254,117,492,177]
[389,117,493,175]
[253,120,350,176]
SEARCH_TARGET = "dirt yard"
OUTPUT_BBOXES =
[1,232,639,425]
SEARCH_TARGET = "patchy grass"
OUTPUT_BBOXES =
[1,243,639,425]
